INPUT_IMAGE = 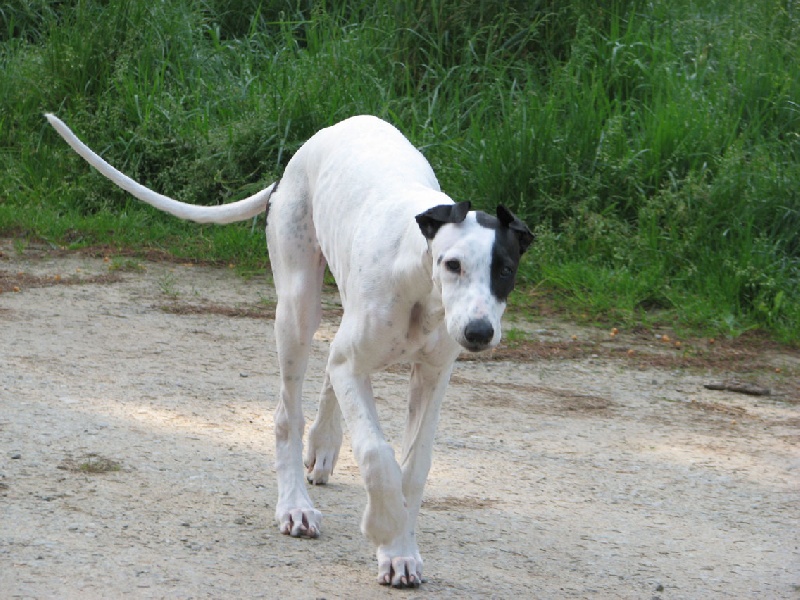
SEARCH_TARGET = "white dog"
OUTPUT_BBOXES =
[46,114,533,587]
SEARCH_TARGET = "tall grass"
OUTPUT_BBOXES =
[1,0,797,341]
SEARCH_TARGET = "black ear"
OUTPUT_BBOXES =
[496,205,534,254]
[415,201,471,240]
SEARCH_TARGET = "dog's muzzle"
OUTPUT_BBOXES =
[462,318,495,352]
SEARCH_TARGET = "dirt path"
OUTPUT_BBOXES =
[1,240,798,599]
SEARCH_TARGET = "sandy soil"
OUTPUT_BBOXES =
[1,239,798,599]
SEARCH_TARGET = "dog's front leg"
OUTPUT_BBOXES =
[327,347,418,586]
[380,351,458,586]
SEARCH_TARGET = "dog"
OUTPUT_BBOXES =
[46,113,533,587]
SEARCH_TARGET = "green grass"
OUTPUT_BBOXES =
[1,0,798,343]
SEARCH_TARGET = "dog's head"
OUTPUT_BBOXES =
[416,201,534,352]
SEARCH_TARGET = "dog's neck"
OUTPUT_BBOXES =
[412,240,448,340]
[384,214,446,335]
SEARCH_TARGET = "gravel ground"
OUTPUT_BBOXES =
[1,240,798,599]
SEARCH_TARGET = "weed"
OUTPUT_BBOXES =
[12,238,27,255]
[108,258,145,273]
[503,327,528,346]
[257,292,276,310]
[59,453,122,474]
[78,455,122,474]
[157,272,180,299]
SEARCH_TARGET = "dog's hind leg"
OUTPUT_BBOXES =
[267,192,326,538]
[305,371,343,485]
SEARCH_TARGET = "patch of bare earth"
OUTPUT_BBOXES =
[1,239,798,599]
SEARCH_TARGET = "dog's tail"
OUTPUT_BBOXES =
[45,113,274,224]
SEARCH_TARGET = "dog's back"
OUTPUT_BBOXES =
[273,115,453,305]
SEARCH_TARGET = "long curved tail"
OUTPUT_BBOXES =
[45,114,275,224]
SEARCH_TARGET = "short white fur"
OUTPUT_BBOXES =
[47,113,523,588]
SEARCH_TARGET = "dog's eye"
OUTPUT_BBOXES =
[444,259,462,274]
[500,265,513,278]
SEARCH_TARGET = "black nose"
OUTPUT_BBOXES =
[464,318,494,348]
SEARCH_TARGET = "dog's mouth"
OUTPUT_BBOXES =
[458,334,498,353]
[461,341,493,353]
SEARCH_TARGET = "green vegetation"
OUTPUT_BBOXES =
[59,453,122,474]
[1,1,797,341]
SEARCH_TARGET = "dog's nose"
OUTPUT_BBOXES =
[464,318,494,349]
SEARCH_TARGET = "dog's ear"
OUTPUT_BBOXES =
[496,205,535,254]
[415,201,471,240]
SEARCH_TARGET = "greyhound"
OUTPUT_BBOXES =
[46,113,533,587]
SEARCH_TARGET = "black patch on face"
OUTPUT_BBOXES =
[475,211,498,230]
[416,201,471,240]
[476,211,523,301]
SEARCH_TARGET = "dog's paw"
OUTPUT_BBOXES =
[376,546,424,588]
[276,507,322,538]
[304,429,342,485]
[304,450,337,485]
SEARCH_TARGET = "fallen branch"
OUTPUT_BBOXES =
[704,382,771,396]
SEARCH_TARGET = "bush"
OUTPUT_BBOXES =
[1,0,797,340]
